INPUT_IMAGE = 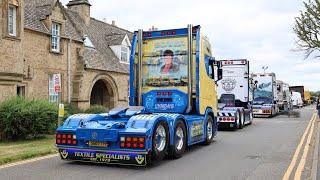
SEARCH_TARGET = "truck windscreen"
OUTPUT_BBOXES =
[142,36,188,87]
[253,76,273,100]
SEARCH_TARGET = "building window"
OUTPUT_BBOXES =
[120,46,129,63]
[8,5,17,36]
[17,86,25,97]
[48,74,59,103]
[51,23,61,52]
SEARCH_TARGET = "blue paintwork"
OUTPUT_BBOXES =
[140,26,200,39]
[142,89,188,114]
[56,25,218,166]
[129,33,137,106]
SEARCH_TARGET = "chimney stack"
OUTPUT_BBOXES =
[111,20,116,26]
[149,26,158,31]
[67,0,91,25]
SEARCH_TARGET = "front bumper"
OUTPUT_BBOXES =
[58,148,148,166]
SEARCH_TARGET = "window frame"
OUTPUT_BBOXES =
[8,4,17,37]
[120,45,129,63]
[51,22,61,52]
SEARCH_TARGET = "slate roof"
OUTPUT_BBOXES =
[24,0,83,41]
[24,0,131,74]
[65,9,132,73]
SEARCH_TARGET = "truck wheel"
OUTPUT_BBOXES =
[235,112,240,129]
[152,121,169,161]
[248,111,253,125]
[169,120,186,159]
[239,112,244,129]
[203,116,214,145]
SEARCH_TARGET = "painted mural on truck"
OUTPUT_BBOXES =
[253,76,273,104]
[141,37,189,88]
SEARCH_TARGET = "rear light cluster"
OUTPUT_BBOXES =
[56,133,77,145]
[262,110,271,114]
[156,91,172,96]
[160,31,176,36]
[224,61,234,65]
[120,137,145,149]
[219,117,236,122]
[143,32,152,37]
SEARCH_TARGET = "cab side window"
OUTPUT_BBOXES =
[205,55,214,79]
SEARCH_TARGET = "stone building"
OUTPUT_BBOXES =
[0,0,131,110]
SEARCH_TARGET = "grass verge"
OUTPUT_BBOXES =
[0,135,57,165]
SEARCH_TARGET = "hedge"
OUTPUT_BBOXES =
[0,97,110,140]
[0,97,58,140]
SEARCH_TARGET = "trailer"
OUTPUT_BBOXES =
[217,59,253,129]
[55,25,223,166]
[276,80,292,111]
[289,86,305,105]
[251,73,279,117]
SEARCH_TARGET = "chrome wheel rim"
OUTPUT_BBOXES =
[241,113,244,125]
[155,125,166,152]
[207,121,213,140]
[175,127,184,151]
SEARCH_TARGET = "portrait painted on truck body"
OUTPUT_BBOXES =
[160,49,179,74]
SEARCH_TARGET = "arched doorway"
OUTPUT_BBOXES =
[90,79,115,110]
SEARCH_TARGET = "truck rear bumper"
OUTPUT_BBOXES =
[57,148,149,166]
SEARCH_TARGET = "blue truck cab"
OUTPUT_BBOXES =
[56,25,223,166]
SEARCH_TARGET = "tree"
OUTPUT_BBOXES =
[294,0,320,59]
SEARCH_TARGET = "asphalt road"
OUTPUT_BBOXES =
[0,106,315,180]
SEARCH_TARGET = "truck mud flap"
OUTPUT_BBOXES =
[59,149,147,166]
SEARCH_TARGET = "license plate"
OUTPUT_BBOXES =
[89,141,108,147]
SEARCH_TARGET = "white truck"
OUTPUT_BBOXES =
[291,91,303,108]
[276,80,293,111]
[217,59,253,129]
[251,73,279,117]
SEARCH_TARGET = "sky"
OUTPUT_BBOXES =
[61,0,320,91]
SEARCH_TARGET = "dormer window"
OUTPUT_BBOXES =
[120,45,129,63]
[109,34,131,63]
[84,35,95,48]
[8,5,17,36]
[51,23,61,52]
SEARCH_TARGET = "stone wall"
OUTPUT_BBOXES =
[23,29,83,102]
[0,0,129,110]
[74,69,129,110]
[0,0,24,103]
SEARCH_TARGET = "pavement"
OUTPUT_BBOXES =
[0,106,317,180]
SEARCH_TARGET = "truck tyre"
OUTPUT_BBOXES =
[235,112,240,129]
[239,111,244,129]
[169,120,187,159]
[152,121,169,162]
[248,111,253,125]
[203,116,214,145]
